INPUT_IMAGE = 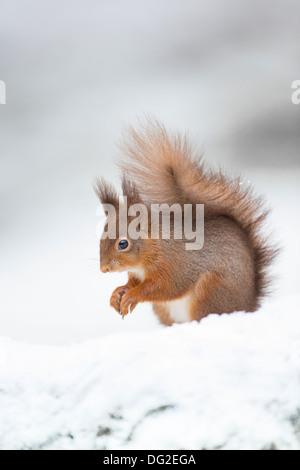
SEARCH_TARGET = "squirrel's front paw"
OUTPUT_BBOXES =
[110,286,131,313]
[119,291,138,317]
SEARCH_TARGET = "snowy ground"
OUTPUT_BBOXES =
[1,294,300,450]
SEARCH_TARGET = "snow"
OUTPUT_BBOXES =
[1,294,300,450]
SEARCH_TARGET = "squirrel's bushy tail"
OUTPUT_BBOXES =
[118,118,277,304]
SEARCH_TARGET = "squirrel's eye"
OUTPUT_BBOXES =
[118,239,129,250]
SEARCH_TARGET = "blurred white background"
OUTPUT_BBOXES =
[0,0,299,344]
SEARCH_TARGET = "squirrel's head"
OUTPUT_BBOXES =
[95,175,151,274]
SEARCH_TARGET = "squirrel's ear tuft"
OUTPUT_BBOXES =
[121,173,142,205]
[94,177,118,206]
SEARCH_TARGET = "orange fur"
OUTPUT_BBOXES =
[95,119,277,324]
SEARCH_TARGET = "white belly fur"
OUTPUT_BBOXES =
[128,267,145,282]
[129,268,191,323]
[166,294,191,323]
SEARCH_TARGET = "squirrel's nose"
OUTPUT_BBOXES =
[100,264,110,273]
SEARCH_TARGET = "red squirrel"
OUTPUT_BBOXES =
[95,120,276,325]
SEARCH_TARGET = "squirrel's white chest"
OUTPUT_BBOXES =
[129,267,191,323]
[128,267,145,282]
[165,294,191,323]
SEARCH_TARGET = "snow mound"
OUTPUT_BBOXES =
[1,295,300,450]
